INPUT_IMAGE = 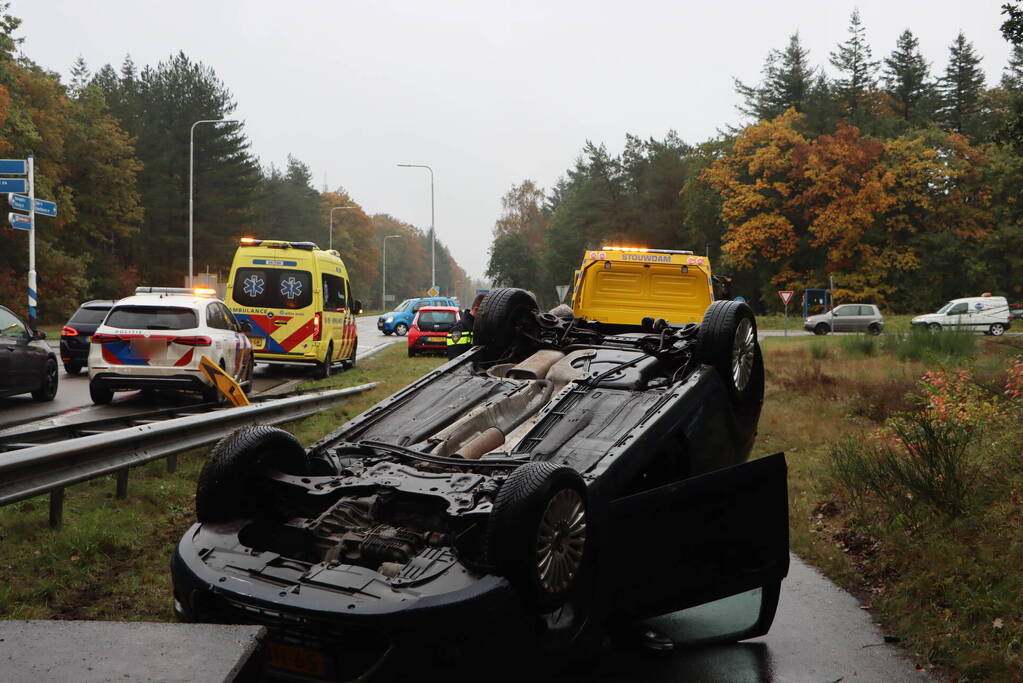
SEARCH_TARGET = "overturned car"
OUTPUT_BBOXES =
[172,289,788,680]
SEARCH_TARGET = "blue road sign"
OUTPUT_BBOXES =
[8,212,31,231]
[8,193,57,217]
[0,178,27,193]
[0,159,27,175]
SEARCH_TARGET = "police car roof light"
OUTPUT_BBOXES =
[134,286,215,297]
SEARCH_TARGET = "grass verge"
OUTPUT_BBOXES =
[754,334,1023,680]
[0,343,444,622]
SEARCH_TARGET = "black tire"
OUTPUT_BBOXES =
[241,352,255,393]
[698,300,759,401]
[990,324,1006,337]
[867,323,882,336]
[89,381,113,405]
[394,323,409,336]
[473,288,539,347]
[487,462,590,612]
[407,347,416,358]
[316,343,333,379]
[63,361,82,375]
[195,425,310,523]
[382,330,393,336]
[32,358,59,402]
[345,340,358,369]
[814,323,829,336]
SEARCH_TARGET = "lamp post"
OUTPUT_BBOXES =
[329,206,356,251]
[381,234,403,309]
[396,163,435,292]
[189,118,239,286]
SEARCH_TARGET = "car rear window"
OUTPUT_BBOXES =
[419,311,456,325]
[70,306,110,324]
[234,268,313,309]
[105,306,197,330]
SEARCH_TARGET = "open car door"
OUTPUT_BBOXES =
[608,452,788,645]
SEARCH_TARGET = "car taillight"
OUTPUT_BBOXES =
[61,325,79,337]
[173,336,212,347]
[91,333,120,344]
[313,312,322,341]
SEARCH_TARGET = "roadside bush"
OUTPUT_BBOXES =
[839,333,878,357]
[829,414,979,518]
[881,328,976,364]
[809,339,831,359]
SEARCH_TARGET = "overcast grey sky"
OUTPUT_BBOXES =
[12,0,1015,278]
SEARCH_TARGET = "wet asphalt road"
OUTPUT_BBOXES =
[0,315,400,432]
[555,556,933,682]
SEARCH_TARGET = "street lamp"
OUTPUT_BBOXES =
[329,206,356,251]
[189,118,239,286]
[396,163,435,292]
[381,234,403,309]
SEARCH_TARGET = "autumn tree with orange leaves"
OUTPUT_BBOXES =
[701,109,991,306]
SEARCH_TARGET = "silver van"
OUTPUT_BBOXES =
[805,304,884,335]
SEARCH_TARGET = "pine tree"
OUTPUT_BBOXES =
[69,56,90,95]
[939,32,985,135]
[1002,44,1023,91]
[829,10,879,114]
[883,29,935,123]
[736,33,816,120]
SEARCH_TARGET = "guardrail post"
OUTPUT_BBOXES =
[116,470,129,499]
[49,488,64,529]
[166,454,177,473]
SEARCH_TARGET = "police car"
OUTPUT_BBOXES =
[88,287,254,405]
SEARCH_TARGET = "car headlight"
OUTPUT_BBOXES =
[385,316,393,323]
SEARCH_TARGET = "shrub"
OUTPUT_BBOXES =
[881,328,976,364]
[839,333,878,357]
[810,339,831,359]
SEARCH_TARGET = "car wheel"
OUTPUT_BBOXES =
[316,343,333,379]
[89,381,113,405]
[928,323,942,333]
[394,323,409,336]
[867,323,882,336]
[32,358,59,402]
[382,330,393,336]
[408,347,416,358]
[344,340,357,369]
[63,361,82,375]
[241,352,255,393]
[990,324,1006,337]
[813,323,829,336]
[487,462,590,612]
[698,300,759,401]
[473,288,540,347]
[195,425,311,523]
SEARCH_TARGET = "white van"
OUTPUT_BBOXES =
[911,295,1012,336]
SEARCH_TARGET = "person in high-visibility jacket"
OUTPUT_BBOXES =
[446,293,485,359]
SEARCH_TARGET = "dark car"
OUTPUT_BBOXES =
[0,305,58,402]
[60,299,115,374]
[172,289,788,680]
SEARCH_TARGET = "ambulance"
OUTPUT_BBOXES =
[227,238,361,377]
[570,247,715,328]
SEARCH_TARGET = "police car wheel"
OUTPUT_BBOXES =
[408,347,416,358]
[89,382,113,405]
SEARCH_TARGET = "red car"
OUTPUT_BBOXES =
[407,306,460,357]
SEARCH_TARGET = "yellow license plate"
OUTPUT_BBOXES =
[267,641,328,678]
[248,336,265,349]
[426,336,446,342]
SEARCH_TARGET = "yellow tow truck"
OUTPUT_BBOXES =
[570,247,715,328]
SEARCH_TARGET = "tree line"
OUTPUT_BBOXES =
[487,8,1023,313]
[0,2,470,322]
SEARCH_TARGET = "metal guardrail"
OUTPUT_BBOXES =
[0,383,377,528]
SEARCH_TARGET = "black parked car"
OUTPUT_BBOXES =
[0,305,58,402]
[60,299,115,374]
[172,289,788,681]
